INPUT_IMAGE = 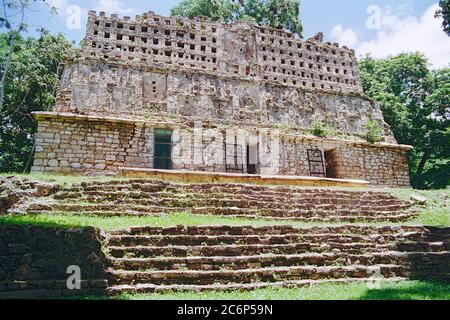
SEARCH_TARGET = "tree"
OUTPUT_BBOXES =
[171,0,303,37]
[170,0,241,23]
[435,0,450,36]
[0,0,54,111]
[359,53,450,189]
[0,31,77,173]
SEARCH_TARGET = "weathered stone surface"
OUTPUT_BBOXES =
[104,224,450,293]
[0,177,59,215]
[411,195,427,205]
[30,10,412,187]
[19,178,417,222]
[0,225,108,297]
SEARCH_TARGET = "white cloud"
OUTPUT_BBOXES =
[330,4,450,68]
[330,25,359,48]
[95,0,136,16]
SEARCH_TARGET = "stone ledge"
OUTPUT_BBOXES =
[118,167,370,187]
[32,111,413,151]
[282,133,414,151]
[32,111,186,128]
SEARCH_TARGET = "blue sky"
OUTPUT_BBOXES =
[8,0,450,67]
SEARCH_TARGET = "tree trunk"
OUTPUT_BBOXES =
[416,149,431,177]
[23,140,36,174]
[0,33,16,112]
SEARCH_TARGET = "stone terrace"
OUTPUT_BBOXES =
[1,176,448,296]
[20,179,417,223]
[105,225,450,294]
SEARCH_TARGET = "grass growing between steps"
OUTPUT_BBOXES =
[0,212,358,230]
[1,173,448,228]
[0,204,448,230]
[68,280,450,300]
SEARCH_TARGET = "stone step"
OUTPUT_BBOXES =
[27,209,415,222]
[48,180,414,222]
[106,251,450,272]
[102,221,449,292]
[26,203,185,214]
[106,232,448,247]
[25,206,416,221]
[59,186,405,201]
[191,205,411,215]
[106,277,408,295]
[190,207,416,222]
[117,196,407,207]
[190,213,417,223]
[25,210,168,217]
[78,181,400,197]
[107,225,435,236]
[107,241,449,259]
[55,189,404,203]
[46,198,411,216]
[107,264,409,286]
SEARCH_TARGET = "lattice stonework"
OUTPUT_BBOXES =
[307,149,325,177]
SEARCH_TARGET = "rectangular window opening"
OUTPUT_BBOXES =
[153,129,173,170]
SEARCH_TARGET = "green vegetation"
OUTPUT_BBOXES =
[170,0,303,36]
[364,119,383,144]
[308,119,335,138]
[436,0,450,36]
[359,53,449,189]
[65,280,450,300]
[0,212,352,230]
[390,188,450,226]
[0,31,78,173]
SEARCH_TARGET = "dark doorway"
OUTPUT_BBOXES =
[324,149,338,178]
[246,145,257,174]
[153,129,173,170]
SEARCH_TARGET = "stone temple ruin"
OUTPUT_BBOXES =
[31,10,412,187]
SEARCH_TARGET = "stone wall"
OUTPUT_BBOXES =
[55,61,394,142]
[82,10,362,93]
[32,116,154,173]
[33,10,413,187]
[31,114,411,187]
[0,225,108,298]
[279,137,411,187]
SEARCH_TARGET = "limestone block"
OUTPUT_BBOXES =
[48,160,59,167]
[71,163,81,169]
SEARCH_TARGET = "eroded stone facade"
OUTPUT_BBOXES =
[32,11,412,187]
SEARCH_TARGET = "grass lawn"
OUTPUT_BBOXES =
[0,212,390,230]
[1,204,449,230]
[68,280,450,300]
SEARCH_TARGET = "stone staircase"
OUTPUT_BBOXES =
[2,177,448,296]
[104,225,450,294]
[23,179,417,223]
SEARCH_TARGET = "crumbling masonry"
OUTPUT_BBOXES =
[31,11,412,187]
